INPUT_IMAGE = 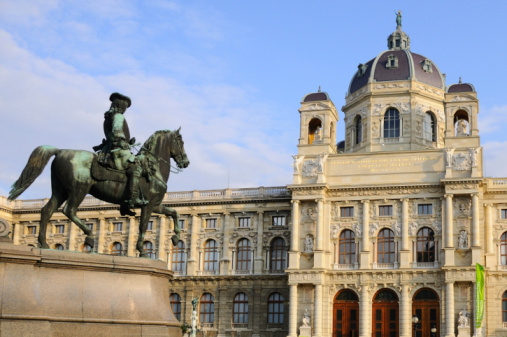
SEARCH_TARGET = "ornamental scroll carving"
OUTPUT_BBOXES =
[302,154,328,177]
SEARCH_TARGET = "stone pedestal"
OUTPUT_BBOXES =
[299,326,312,337]
[457,326,471,337]
[0,242,181,337]
[399,250,410,268]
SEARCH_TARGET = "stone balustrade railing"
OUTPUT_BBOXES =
[1,186,290,210]
[486,178,507,190]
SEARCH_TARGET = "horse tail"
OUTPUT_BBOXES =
[8,145,60,201]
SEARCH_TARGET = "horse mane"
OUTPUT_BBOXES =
[138,129,172,154]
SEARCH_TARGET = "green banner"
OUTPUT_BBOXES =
[475,263,485,329]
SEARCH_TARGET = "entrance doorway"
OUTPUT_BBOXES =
[412,288,440,337]
[333,289,359,337]
[372,289,399,337]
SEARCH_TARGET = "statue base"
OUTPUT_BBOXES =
[0,242,181,337]
[299,326,312,337]
[457,326,471,337]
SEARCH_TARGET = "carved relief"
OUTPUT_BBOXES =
[302,160,319,177]
[372,121,380,137]
[452,152,471,171]
[454,198,471,216]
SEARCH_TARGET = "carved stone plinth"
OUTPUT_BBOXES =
[299,326,312,337]
[457,326,471,337]
[0,242,181,337]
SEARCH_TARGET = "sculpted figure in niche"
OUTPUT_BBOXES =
[304,235,314,252]
[444,148,455,167]
[302,309,311,327]
[456,119,468,136]
[458,308,470,327]
[458,230,468,249]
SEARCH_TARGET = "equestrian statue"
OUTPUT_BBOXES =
[8,93,190,257]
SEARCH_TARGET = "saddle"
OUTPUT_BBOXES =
[91,156,128,183]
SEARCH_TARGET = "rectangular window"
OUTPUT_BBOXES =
[272,216,285,227]
[113,222,123,232]
[147,221,154,231]
[27,226,37,235]
[502,209,507,219]
[55,225,65,234]
[340,207,354,217]
[206,219,217,229]
[179,219,185,230]
[418,204,432,215]
[379,205,393,216]
[86,223,94,232]
[238,217,251,228]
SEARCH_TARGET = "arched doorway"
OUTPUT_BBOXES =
[372,289,399,337]
[412,288,440,337]
[333,289,359,337]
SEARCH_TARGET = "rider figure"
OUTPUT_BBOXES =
[93,93,148,216]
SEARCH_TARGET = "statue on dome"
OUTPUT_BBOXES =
[395,10,402,29]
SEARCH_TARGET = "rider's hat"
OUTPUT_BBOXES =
[109,92,132,107]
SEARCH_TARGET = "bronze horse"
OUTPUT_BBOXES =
[8,129,189,257]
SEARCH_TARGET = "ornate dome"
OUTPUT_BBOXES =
[348,16,445,95]
[447,79,475,93]
[302,88,331,102]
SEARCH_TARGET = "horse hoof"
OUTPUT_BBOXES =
[171,235,179,246]
[85,236,95,248]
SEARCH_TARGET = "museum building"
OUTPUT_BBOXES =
[3,19,507,337]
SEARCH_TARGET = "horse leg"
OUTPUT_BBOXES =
[62,192,95,248]
[136,205,155,257]
[39,194,65,248]
[153,204,180,246]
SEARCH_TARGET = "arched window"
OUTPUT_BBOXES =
[270,238,286,272]
[172,240,186,272]
[423,112,436,142]
[308,118,322,144]
[203,240,218,271]
[355,116,363,145]
[170,293,182,321]
[503,291,507,322]
[339,230,356,264]
[111,242,123,256]
[267,292,284,324]
[377,229,395,263]
[143,241,155,259]
[501,232,507,265]
[82,244,92,253]
[416,227,435,262]
[383,108,400,138]
[199,293,214,324]
[236,239,251,272]
[54,244,64,250]
[233,293,249,324]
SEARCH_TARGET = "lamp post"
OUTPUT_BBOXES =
[412,314,419,337]
[430,325,437,337]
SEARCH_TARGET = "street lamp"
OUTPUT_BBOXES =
[430,325,437,337]
[412,314,419,337]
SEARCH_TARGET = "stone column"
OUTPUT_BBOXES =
[187,214,200,275]
[127,216,137,257]
[97,218,106,254]
[360,200,370,269]
[445,195,454,248]
[359,286,370,337]
[400,284,410,337]
[485,204,493,254]
[472,194,480,247]
[158,215,167,261]
[220,213,231,275]
[288,284,298,337]
[255,211,264,274]
[12,223,21,245]
[316,200,323,251]
[314,284,322,337]
[289,201,300,269]
[68,221,76,251]
[445,281,455,337]
[400,199,410,268]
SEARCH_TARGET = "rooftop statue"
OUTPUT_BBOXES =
[8,93,190,256]
[395,10,402,29]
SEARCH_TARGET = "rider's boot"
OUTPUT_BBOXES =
[124,163,148,213]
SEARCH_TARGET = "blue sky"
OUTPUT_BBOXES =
[1,1,507,199]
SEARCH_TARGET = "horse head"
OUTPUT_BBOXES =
[171,127,190,169]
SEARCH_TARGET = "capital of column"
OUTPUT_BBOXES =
[471,193,479,198]
[361,199,370,204]
[484,203,492,208]
[444,194,453,199]
[257,211,264,215]
[291,200,301,205]
[401,198,409,203]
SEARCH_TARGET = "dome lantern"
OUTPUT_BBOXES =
[387,11,410,50]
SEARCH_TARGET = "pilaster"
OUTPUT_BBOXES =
[288,284,298,337]
[97,218,106,254]
[360,200,370,269]
[127,216,136,257]
[254,211,264,274]
[187,214,200,276]
[400,198,410,268]
[289,201,300,269]
[445,281,455,337]
[158,215,166,261]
